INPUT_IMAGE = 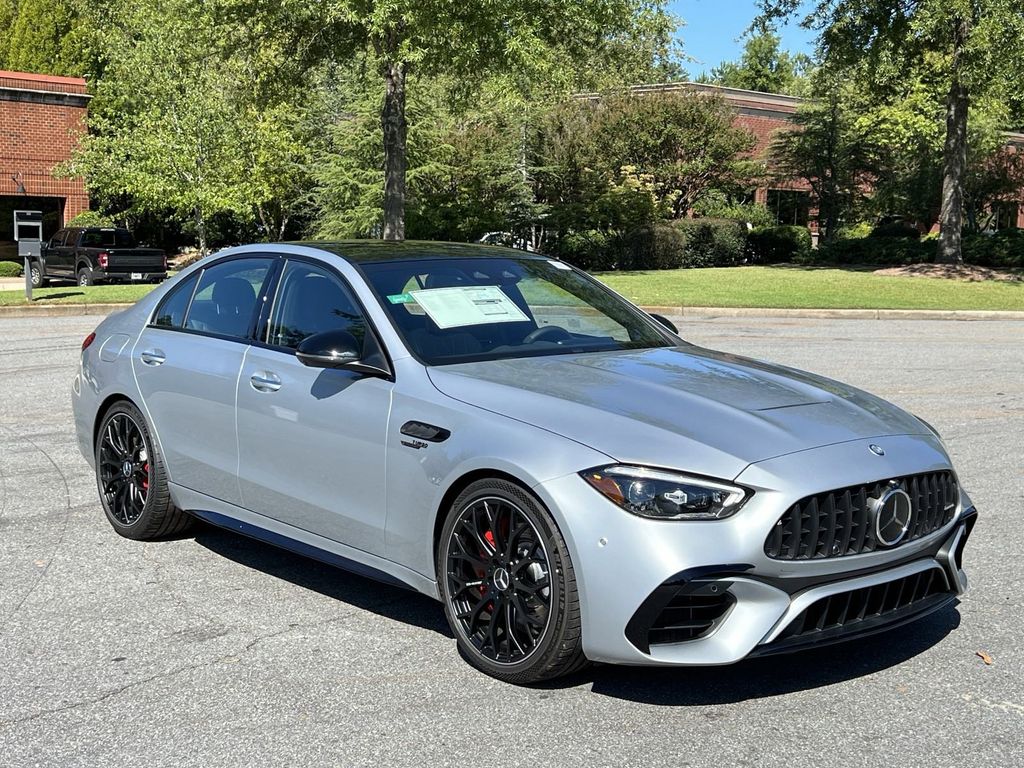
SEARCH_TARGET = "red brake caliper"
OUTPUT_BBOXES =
[480,530,497,595]
[142,463,149,491]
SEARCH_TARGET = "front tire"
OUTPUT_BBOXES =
[437,478,586,684]
[95,401,192,540]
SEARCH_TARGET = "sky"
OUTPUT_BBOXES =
[667,0,818,77]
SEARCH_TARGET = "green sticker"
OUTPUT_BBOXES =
[387,292,415,304]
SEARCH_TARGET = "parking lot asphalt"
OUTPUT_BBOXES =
[0,313,1021,768]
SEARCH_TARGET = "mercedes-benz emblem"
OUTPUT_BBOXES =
[871,486,913,547]
[492,567,511,591]
[869,444,885,456]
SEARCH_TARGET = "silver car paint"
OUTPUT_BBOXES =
[72,242,972,667]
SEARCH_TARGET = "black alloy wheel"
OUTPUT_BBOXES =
[98,412,150,526]
[438,479,586,684]
[94,400,192,539]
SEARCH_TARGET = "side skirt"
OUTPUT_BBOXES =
[170,483,440,599]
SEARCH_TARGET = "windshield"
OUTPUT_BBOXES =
[80,229,137,248]
[360,257,673,365]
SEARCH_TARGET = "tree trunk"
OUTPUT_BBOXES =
[194,206,208,257]
[937,18,970,265]
[381,60,407,241]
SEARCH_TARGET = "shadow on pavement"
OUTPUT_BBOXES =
[579,607,961,705]
[192,525,452,638]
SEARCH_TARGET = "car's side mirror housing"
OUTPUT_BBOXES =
[650,313,679,334]
[295,329,390,378]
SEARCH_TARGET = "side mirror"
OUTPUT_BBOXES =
[649,313,679,334]
[295,329,390,378]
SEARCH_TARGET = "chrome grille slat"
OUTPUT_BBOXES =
[765,471,958,560]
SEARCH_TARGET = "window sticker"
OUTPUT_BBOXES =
[387,292,415,304]
[410,286,529,329]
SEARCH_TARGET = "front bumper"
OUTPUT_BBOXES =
[534,434,974,666]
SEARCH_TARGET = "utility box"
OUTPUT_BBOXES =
[15,210,43,299]
[14,210,43,258]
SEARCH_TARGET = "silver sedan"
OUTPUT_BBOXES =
[71,241,976,684]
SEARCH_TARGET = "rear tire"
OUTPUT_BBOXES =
[30,261,47,288]
[95,400,192,540]
[78,267,96,286]
[437,478,587,684]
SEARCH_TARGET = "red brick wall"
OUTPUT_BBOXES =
[0,70,89,223]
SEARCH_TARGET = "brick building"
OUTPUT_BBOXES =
[0,70,90,260]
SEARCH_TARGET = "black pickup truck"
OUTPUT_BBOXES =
[31,227,167,287]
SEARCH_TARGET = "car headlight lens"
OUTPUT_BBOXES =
[580,465,750,520]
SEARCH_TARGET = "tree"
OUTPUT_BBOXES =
[307,0,655,241]
[702,29,811,96]
[769,87,877,242]
[66,0,319,253]
[759,0,1024,263]
[531,90,760,243]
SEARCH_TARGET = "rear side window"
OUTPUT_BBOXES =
[80,230,138,248]
[184,258,272,339]
[153,273,199,328]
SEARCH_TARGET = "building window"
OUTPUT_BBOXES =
[767,189,811,227]
[992,201,1019,230]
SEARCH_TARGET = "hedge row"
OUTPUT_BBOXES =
[552,220,811,271]
[813,230,1024,269]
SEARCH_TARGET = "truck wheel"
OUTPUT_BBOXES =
[30,262,47,288]
[78,267,95,286]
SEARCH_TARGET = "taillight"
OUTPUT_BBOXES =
[82,332,96,351]
[98,252,109,268]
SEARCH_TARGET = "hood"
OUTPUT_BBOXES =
[427,346,929,480]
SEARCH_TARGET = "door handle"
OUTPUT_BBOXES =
[140,349,165,366]
[250,371,282,393]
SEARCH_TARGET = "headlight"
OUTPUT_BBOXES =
[580,465,750,520]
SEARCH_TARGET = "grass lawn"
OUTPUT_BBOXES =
[0,282,158,307]
[1,266,1022,311]
[598,266,1024,311]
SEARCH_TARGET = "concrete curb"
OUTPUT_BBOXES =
[0,303,131,318]
[0,301,1021,321]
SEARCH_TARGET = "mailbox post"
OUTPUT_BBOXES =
[13,210,43,302]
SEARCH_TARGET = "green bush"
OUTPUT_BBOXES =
[816,237,936,265]
[622,222,687,270]
[67,211,115,228]
[869,220,921,240]
[836,221,872,240]
[692,192,774,229]
[673,218,749,267]
[961,230,1024,270]
[551,230,623,271]
[746,225,812,264]
[0,260,23,277]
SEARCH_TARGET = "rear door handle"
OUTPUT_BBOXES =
[140,348,165,366]
[250,371,282,393]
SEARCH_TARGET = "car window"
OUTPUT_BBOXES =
[80,230,138,248]
[266,260,365,349]
[153,272,200,328]
[49,230,67,248]
[184,258,272,339]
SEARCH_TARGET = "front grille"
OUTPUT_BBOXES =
[776,567,951,642]
[764,471,958,560]
[647,592,735,646]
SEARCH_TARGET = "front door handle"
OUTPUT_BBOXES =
[140,348,165,366]
[250,371,282,393]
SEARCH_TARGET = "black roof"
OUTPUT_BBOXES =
[289,240,545,264]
